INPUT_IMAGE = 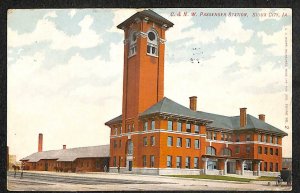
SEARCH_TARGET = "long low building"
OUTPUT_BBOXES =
[20,144,110,172]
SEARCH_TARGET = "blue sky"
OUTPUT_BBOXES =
[7,8,292,160]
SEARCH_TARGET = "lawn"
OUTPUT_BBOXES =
[166,175,277,182]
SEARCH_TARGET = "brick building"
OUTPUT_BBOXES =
[105,9,287,176]
[20,134,109,172]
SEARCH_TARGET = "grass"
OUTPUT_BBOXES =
[166,175,277,182]
[255,176,277,181]
[166,175,252,182]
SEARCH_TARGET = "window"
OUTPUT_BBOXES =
[150,156,155,167]
[186,138,191,148]
[213,132,217,140]
[128,31,137,57]
[143,137,148,146]
[114,140,117,148]
[147,30,158,56]
[224,134,228,141]
[194,139,200,149]
[167,136,173,147]
[132,123,134,132]
[194,157,199,169]
[270,162,273,172]
[114,128,118,135]
[275,149,278,156]
[176,156,182,168]
[150,136,155,146]
[186,123,191,132]
[222,148,232,156]
[207,131,212,140]
[263,135,267,142]
[127,124,131,132]
[143,155,147,167]
[167,156,172,168]
[128,140,133,155]
[177,122,182,132]
[144,121,148,131]
[244,161,253,170]
[264,162,267,171]
[176,137,182,147]
[206,146,216,155]
[168,121,173,131]
[185,157,190,168]
[120,126,122,134]
[276,163,279,172]
[274,136,278,144]
[264,147,268,155]
[258,134,262,142]
[235,146,240,154]
[246,134,251,141]
[207,161,217,170]
[270,148,273,155]
[221,133,224,141]
[113,156,117,167]
[258,146,262,154]
[228,134,232,142]
[270,136,273,143]
[246,145,250,154]
[265,135,269,143]
[151,120,155,130]
[195,125,199,133]
[236,134,240,142]
[119,140,121,148]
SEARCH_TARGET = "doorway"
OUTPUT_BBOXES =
[128,161,132,171]
[227,161,236,174]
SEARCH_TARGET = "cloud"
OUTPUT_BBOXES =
[108,9,139,33]
[257,25,292,56]
[68,9,76,18]
[43,10,57,19]
[8,13,103,50]
[166,16,254,44]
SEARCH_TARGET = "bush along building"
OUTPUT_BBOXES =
[105,9,287,176]
[20,134,110,172]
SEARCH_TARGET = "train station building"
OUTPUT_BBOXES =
[20,134,110,173]
[105,9,287,176]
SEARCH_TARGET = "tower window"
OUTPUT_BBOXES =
[147,30,158,56]
[128,31,137,57]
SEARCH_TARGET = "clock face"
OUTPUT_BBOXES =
[148,32,155,41]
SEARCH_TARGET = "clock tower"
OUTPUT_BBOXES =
[117,10,173,131]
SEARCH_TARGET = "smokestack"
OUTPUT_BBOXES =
[63,145,66,149]
[38,133,43,152]
[258,114,265,122]
[240,108,247,128]
[189,96,197,111]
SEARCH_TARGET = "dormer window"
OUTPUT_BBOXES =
[128,31,137,57]
[147,30,158,56]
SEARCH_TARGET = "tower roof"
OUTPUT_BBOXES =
[117,9,174,29]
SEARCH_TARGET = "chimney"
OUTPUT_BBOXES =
[63,145,66,149]
[240,108,247,128]
[258,114,265,122]
[38,133,43,152]
[189,96,197,111]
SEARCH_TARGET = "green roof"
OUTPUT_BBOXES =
[106,97,287,136]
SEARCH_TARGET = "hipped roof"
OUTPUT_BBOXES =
[20,145,109,162]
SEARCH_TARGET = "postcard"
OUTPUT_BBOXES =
[7,8,292,191]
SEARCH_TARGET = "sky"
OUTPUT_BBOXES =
[7,8,292,161]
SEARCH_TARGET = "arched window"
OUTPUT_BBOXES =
[222,148,232,156]
[147,29,158,56]
[128,31,137,57]
[206,146,216,155]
